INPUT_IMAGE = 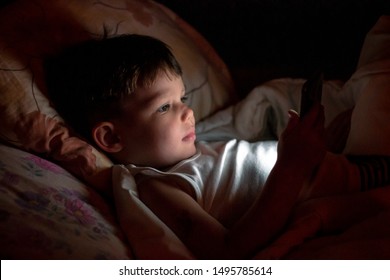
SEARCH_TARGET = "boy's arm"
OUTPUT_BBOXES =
[138,177,229,259]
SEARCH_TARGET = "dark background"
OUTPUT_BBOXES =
[1,0,389,95]
[157,0,389,94]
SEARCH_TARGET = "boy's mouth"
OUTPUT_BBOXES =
[183,130,196,142]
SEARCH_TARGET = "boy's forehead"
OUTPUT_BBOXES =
[123,74,184,106]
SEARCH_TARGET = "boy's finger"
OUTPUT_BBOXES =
[288,109,299,119]
[284,109,300,134]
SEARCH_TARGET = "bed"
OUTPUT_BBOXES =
[0,0,389,259]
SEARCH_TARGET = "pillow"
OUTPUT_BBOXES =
[0,143,132,259]
[0,0,234,189]
[343,15,390,156]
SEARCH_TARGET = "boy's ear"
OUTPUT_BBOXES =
[92,122,123,153]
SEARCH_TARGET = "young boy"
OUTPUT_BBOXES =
[44,34,388,259]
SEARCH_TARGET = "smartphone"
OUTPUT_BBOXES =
[300,71,323,117]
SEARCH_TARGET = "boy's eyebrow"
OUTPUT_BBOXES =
[134,79,186,108]
[141,93,165,109]
[142,87,183,108]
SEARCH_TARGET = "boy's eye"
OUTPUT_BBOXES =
[157,104,170,113]
[181,95,189,103]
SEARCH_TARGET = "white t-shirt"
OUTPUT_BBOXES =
[123,139,278,227]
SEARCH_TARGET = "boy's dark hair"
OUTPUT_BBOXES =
[44,34,182,140]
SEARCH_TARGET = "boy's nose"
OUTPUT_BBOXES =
[181,105,194,123]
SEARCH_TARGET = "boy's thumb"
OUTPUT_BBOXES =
[285,109,299,132]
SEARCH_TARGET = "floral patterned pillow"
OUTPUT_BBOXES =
[0,0,234,189]
[0,143,132,259]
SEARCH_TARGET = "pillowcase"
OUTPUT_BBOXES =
[0,143,132,259]
[0,0,234,188]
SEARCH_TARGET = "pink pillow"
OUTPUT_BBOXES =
[0,143,132,259]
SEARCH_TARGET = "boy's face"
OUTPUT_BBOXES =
[112,72,196,168]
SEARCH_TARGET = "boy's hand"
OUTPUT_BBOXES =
[277,103,326,174]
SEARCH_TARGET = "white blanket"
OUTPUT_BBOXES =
[196,78,354,143]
